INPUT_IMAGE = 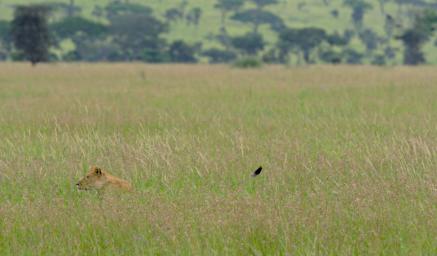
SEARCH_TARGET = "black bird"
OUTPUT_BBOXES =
[251,166,263,177]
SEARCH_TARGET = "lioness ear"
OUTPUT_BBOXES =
[95,167,102,176]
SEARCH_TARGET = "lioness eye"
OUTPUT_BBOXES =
[86,175,90,179]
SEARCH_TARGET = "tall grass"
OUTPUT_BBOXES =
[0,64,436,255]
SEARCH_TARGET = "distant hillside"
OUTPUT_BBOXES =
[1,0,437,64]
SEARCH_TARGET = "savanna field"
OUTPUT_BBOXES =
[0,64,436,255]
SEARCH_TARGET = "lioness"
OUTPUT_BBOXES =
[76,166,132,192]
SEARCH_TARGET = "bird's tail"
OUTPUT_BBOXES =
[234,166,263,193]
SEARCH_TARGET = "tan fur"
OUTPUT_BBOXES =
[76,166,132,192]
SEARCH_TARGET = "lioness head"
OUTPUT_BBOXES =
[76,166,107,190]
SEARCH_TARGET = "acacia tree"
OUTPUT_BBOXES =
[50,16,107,40]
[231,32,265,55]
[214,0,244,31]
[109,13,168,62]
[104,2,154,20]
[231,9,284,33]
[398,10,437,65]
[186,7,202,26]
[251,0,278,9]
[343,0,373,30]
[11,5,52,65]
[279,27,327,64]
[231,0,281,33]
[169,40,198,62]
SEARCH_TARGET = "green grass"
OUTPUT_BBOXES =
[0,63,436,255]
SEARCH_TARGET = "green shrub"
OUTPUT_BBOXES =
[232,57,263,68]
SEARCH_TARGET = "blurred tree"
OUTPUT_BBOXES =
[384,14,395,39]
[0,21,11,60]
[331,9,339,18]
[63,7,170,63]
[279,27,326,63]
[105,2,153,19]
[371,54,386,65]
[398,10,437,65]
[178,0,189,16]
[0,20,12,53]
[343,0,373,30]
[51,16,107,40]
[231,9,285,33]
[214,0,244,31]
[11,5,52,65]
[142,39,169,63]
[213,29,233,50]
[91,5,105,20]
[186,7,202,26]
[109,13,168,61]
[67,0,76,16]
[358,29,381,54]
[45,2,82,18]
[326,31,350,46]
[384,46,397,60]
[165,8,183,23]
[214,0,245,52]
[231,32,265,55]
[0,21,10,41]
[342,48,364,64]
[318,31,352,64]
[262,46,289,64]
[169,40,199,63]
[63,37,123,62]
[250,0,278,9]
[51,16,108,61]
[319,50,342,64]
[231,0,283,33]
[202,48,237,63]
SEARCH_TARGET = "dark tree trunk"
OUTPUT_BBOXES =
[68,0,75,17]
[378,0,385,15]
[220,11,226,30]
[404,44,425,65]
[303,49,310,63]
